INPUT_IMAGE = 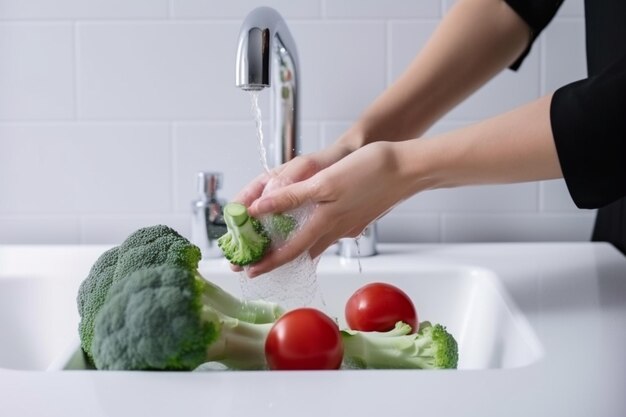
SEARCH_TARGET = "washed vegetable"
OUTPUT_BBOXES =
[217,202,271,266]
[341,321,458,369]
[345,282,418,333]
[77,225,202,361]
[265,308,344,370]
[265,213,297,240]
[91,265,283,370]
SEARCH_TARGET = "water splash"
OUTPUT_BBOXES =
[238,177,325,310]
[249,91,270,174]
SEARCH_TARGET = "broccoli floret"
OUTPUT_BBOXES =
[77,225,201,361]
[76,246,120,360]
[341,321,458,369]
[92,265,276,370]
[265,213,297,240]
[217,203,270,266]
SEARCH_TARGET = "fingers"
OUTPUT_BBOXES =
[245,214,326,277]
[248,180,317,217]
[233,172,271,206]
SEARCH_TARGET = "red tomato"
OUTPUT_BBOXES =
[345,282,418,333]
[265,308,343,370]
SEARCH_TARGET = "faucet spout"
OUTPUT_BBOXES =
[235,6,299,168]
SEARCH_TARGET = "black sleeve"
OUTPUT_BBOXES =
[503,0,564,70]
[550,53,626,209]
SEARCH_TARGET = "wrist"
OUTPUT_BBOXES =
[393,139,445,198]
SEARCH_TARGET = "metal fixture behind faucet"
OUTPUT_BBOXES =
[191,172,227,259]
[235,6,299,168]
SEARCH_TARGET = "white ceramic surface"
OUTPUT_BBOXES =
[1,243,625,417]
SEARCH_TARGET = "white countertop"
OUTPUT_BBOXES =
[1,242,625,417]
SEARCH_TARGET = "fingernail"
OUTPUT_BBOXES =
[247,267,259,278]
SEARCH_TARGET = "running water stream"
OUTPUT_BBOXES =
[239,91,325,309]
[249,91,270,174]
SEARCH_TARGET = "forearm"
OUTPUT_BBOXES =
[398,94,562,195]
[340,0,530,150]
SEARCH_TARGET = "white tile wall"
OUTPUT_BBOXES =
[0,0,168,19]
[543,19,587,93]
[323,0,441,19]
[0,123,171,213]
[171,0,321,19]
[0,0,596,245]
[0,23,74,120]
[290,21,387,120]
[442,213,595,242]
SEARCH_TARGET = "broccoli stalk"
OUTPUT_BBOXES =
[217,203,270,266]
[341,321,459,369]
[92,265,278,371]
[197,273,283,324]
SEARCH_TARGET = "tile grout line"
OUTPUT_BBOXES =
[167,0,174,20]
[320,0,326,19]
[72,21,80,120]
[169,123,178,214]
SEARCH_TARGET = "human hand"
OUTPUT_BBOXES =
[230,142,355,272]
[244,141,413,277]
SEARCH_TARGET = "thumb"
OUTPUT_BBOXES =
[248,180,314,216]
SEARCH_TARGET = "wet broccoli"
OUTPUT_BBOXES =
[92,265,277,370]
[341,321,459,369]
[217,203,271,266]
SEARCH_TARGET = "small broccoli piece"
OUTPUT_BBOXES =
[341,321,458,369]
[217,203,270,266]
[77,225,201,361]
[92,265,276,370]
[265,213,297,240]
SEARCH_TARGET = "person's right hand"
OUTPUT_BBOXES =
[244,140,418,277]
[233,141,355,207]
[230,141,356,272]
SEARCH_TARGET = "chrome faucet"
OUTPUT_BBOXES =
[235,6,299,168]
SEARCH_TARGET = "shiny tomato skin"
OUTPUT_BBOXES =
[345,282,418,333]
[265,308,343,370]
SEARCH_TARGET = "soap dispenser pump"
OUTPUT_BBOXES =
[191,172,227,259]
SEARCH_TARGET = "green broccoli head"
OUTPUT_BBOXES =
[76,246,120,358]
[341,321,459,370]
[92,266,217,370]
[92,265,275,371]
[76,225,201,361]
[114,224,201,282]
[217,203,270,266]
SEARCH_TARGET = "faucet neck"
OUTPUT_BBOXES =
[235,7,299,168]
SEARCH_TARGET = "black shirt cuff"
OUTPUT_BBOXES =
[550,53,626,208]
[503,0,564,70]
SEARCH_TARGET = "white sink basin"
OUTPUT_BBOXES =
[2,243,626,417]
[0,245,542,371]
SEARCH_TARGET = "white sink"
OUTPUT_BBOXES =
[2,243,626,417]
[0,245,542,371]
